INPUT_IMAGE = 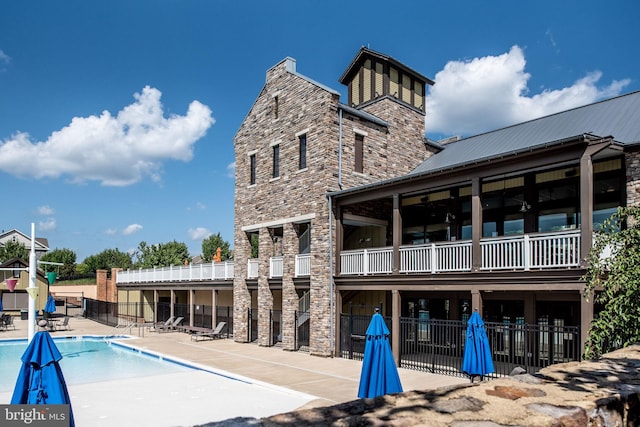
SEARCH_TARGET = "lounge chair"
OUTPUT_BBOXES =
[150,316,175,331]
[54,316,70,331]
[190,322,226,341]
[3,315,15,330]
[157,316,184,333]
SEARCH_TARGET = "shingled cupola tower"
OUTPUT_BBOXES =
[339,47,434,114]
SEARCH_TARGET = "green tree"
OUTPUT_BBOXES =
[583,206,640,359]
[82,248,133,273]
[201,233,233,261]
[134,240,190,268]
[40,248,77,277]
[0,240,29,262]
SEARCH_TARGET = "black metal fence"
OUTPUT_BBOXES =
[340,314,581,379]
[83,298,233,338]
[269,309,282,346]
[295,310,310,350]
[247,308,258,342]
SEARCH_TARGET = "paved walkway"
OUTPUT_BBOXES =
[1,316,468,425]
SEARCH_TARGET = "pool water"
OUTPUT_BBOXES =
[0,337,191,392]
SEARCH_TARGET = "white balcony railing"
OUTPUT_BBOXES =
[341,230,581,275]
[269,256,284,278]
[340,247,393,275]
[116,230,583,283]
[116,261,235,283]
[247,258,259,279]
[295,253,311,277]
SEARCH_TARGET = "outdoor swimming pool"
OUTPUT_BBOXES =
[0,336,196,392]
[0,335,316,426]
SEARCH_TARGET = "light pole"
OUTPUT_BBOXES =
[28,222,37,342]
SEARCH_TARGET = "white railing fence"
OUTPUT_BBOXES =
[247,258,259,279]
[116,230,583,282]
[269,256,284,278]
[342,230,581,275]
[116,261,235,283]
[295,253,311,277]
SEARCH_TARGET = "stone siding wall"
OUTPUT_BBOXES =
[626,151,640,207]
[233,56,433,355]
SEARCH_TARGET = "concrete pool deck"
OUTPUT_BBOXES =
[0,316,468,425]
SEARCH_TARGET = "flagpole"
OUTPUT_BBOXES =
[28,222,37,342]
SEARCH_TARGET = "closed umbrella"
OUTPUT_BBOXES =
[44,294,56,315]
[462,311,495,382]
[11,331,75,427]
[357,311,403,398]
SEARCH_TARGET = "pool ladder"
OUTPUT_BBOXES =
[106,320,146,338]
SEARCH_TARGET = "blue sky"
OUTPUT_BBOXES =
[1,1,638,262]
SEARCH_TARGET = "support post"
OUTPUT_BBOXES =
[28,223,37,343]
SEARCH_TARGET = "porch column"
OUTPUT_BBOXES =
[189,289,194,327]
[471,177,482,271]
[580,149,595,268]
[153,289,158,323]
[391,289,401,364]
[170,290,175,319]
[392,193,401,274]
[258,227,274,346]
[580,139,613,266]
[580,286,594,355]
[335,204,343,275]
[334,290,342,357]
[471,289,483,314]
[281,222,297,351]
[211,289,218,327]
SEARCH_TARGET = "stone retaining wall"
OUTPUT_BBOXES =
[210,344,640,426]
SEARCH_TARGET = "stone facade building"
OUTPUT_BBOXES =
[233,48,438,355]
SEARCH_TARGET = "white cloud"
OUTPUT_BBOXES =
[188,227,211,240]
[0,49,10,64]
[104,228,118,236]
[187,202,206,212]
[424,45,630,138]
[226,161,235,179]
[36,205,55,216]
[122,224,143,235]
[0,86,215,186]
[38,218,56,231]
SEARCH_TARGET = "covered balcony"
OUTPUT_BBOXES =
[340,230,580,275]
[335,156,624,277]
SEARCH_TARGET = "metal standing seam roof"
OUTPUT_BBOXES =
[411,90,640,176]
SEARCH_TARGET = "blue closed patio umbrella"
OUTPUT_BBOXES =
[44,294,56,315]
[11,331,75,427]
[357,311,403,398]
[462,311,495,382]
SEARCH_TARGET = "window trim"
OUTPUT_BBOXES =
[355,133,364,174]
[272,143,280,178]
[298,133,307,170]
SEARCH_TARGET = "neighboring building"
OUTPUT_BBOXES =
[233,48,438,355]
[0,257,50,313]
[0,229,49,261]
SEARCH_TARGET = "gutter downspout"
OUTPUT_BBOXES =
[328,193,335,356]
[338,107,344,190]
[328,107,344,356]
